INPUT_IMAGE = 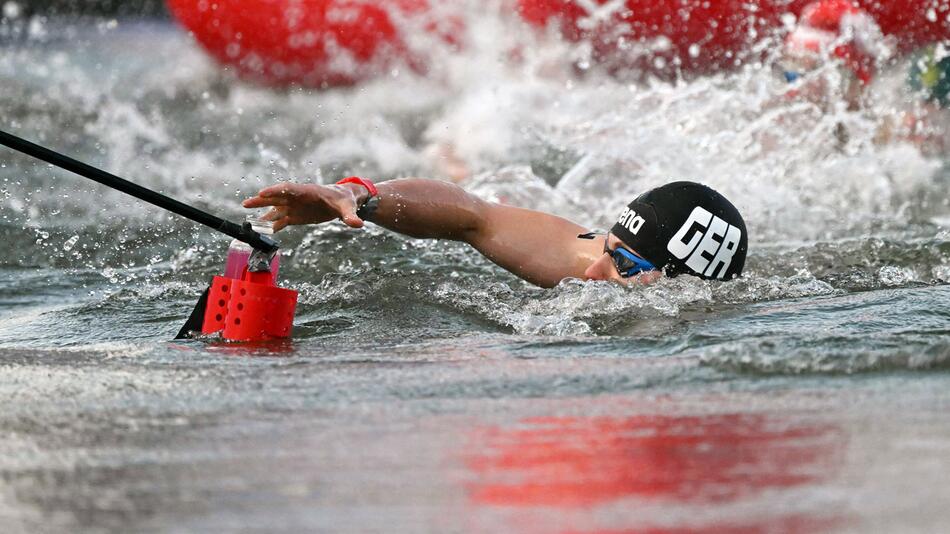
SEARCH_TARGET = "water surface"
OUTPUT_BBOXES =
[1,11,949,533]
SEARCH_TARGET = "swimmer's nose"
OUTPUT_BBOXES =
[584,254,620,282]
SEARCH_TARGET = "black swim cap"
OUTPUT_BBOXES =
[610,181,747,280]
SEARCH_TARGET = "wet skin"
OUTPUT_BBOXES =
[244,178,661,288]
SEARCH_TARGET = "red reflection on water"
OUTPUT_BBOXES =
[171,338,298,357]
[565,513,843,534]
[466,414,838,508]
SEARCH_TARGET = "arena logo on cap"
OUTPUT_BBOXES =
[616,207,646,235]
[667,206,742,279]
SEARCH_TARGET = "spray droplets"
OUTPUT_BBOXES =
[63,235,79,251]
[2,1,20,20]
[33,228,49,244]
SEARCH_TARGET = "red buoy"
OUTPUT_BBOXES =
[167,0,436,88]
[516,0,950,78]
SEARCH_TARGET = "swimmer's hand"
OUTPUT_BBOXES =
[245,177,598,287]
[242,182,365,232]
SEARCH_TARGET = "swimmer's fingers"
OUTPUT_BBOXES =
[241,194,293,208]
[261,207,286,222]
[243,194,291,209]
[280,182,365,229]
[243,198,289,209]
[270,216,291,232]
[258,182,306,198]
[333,199,364,229]
[243,182,364,229]
[242,182,307,208]
[258,207,322,232]
[264,208,335,233]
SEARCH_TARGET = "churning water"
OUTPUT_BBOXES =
[1,5,949,533]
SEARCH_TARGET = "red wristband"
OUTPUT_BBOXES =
[336,176,378,198]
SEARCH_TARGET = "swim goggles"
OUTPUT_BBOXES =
[578,232,657,278]
[783,70,802,83]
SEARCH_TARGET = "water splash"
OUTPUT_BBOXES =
[0,7,947,351]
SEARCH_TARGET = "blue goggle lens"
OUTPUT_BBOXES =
[579,232,658,278]
[608,246,656,278]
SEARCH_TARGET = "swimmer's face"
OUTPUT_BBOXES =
[584,234,662,285]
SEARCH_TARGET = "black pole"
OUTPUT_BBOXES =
[0,129,278,254]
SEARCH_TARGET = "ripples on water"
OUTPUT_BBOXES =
[0,5,949,533]
[1,22,946,348]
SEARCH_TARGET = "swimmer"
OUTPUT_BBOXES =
[870,44,950,155]
[899,44,950,154]
[243,177,747,288]
[779,0,889,111]
[908,44,950,109]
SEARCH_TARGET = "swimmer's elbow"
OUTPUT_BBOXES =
[456,195,495,244]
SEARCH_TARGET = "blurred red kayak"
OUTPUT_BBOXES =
[166,0,441,88]
[168,0,950,87]
[517,0,950,77]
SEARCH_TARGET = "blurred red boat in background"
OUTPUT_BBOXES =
[519,0,950,77]
[167,0,950,88]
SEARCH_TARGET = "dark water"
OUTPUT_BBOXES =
[1,12,950,533]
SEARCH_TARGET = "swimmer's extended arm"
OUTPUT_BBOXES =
[243,178,601,287]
